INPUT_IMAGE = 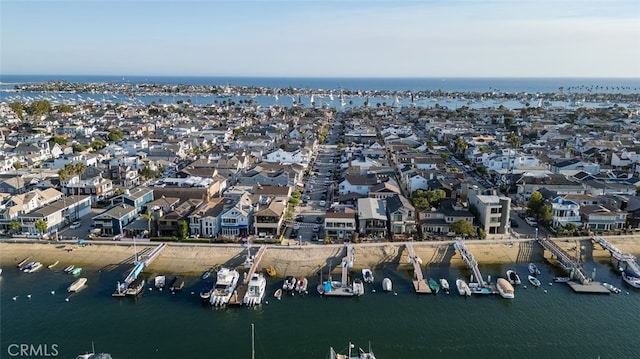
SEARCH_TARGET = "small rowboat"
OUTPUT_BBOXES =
[274,288,283,300]
[266,265,276,277]
[528,275,541,287]
[48,261,59,269]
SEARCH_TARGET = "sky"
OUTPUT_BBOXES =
[1,0,639,77]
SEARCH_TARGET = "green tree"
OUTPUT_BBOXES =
[440,153,449,161]
[140,210,155,237]
[108,129,124,142]
[140,165,159,180]
[9,102,25,119]
[49,136,68,146]
[506,132,521,148]
[12,162,23,170]
[90,140,107,150]
[72,143,86,153]
[34,219,48,237]
[454,137,467,156]
[8,220,22,233]
[527,191,552,223]
[55,104,75,114]
[178,220,188,240]
[450,219,475,237]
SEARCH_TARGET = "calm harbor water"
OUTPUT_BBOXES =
[1,259,638,359]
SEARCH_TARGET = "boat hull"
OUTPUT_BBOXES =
[528,275,541,287]
[622,272,640,288]
[382,278,392,292]
[497,278,515,299]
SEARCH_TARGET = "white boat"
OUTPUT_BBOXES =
[210,267,240,306]
[320,280,356,297]
[295,276,308,293]
[362,269,374,284]
[496,278,515,299]
[25,262,43,273]
[622,271,640,288]
[506,270,522,285]
[456,278,472,296]
[352,278,365,296]
[553,277,571,283]
[528,263,541,275]
[274,288,283,300]
[382,278,393,292]
[528,275,541,287]
[154,275,166,289]
[282,275,297,292]
[243,273,267,306]
[48,261,59,269]
[20,261,36,272]
[602,282,621,294]
[439,278,450,293]
[64,265,75,273]
[329,342,376,359]
[68,277,88,292]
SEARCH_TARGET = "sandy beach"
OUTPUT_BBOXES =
[3,236,640,277]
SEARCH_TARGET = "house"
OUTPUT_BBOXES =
[92,203,139,236]
[188,198,225,238]
[324,207,357,241]
[339,174,383,196]
[467,189,511,234]
[357,197,388,238]
[18,195,92,236]
[219,204,250,239]
[0,176,27,194]
[419,199,475,235]
[551,196,582,228]
[581,205,628,232]
[385,194,416,238]
[60,174,114,202]
[157,199,202,237]
[253,200,286,237]
[120,187,154,214]
[368,182,401,199]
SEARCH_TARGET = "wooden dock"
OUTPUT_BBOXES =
[406,243,431,294]
[567,281,610,294]
[538,238,590,284]
[229,245,267,305]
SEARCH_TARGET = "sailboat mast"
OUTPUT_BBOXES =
[251,323,255,359]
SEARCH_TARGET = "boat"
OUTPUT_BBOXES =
[553,276,571,283]
[528,275,541,287]
[71,267,82,276]
[68,277,88,292]
[456,278,472,296]
[320,280,356,297]
[382,278,392,292]
[25,262,43,273]
[210,267,240,306]
[76,343,113,359]
[274,288,283,300]
[295,276,308,293]
[506,270,522,285]
[621,270,640,288]
[17,257,31,268]
[496,278,515,299]
[201,268,213,280]
[243,273,267,306]
[352,278,365,296]
[362,269,374,284]
[199,281,215,302]
[602,282,621,294]
[125,278,145,296]
[328,342,377,359]
[154,275,166,289]
[266,265,276,277]
[282,275,297,292]
[64,265,75,273]
[439,278,450,293]
[169,276,184,292]
[48,261,59,269]
[528,263,541,275]
[20,261,36,272]
[428,278,440,294]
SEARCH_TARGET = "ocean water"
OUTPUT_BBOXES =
[1,259,638,359]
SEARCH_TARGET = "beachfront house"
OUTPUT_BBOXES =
[93,203,138,236]
[156,199,203,237]
[551,196,582,228]
[18,195,92,236]
[219,204,250,239]
[385,194,416,239]
[419,199,475,236]
[467,189,511,235]
[357,197,388,239]
[324,207,357,242]
[252,200,286,238]
[188,198,225,238]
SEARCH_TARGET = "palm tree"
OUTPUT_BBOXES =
[140,210,154,238]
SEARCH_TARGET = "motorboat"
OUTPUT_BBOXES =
[439,278,450,293]
[282,275,297,292]
[621,270,640,288]
[553,277,571,283]
[295,276,308,293]
[320,281,356,297]
[64,265,75,273]
[68,277,88,293]
[528,263,541,275]
[25,262,43,273]
[496,278,515,299]
[71,267,82,276]
[20,261,36,272]
[17,257,31,268]
[199,282,214,302]
[362,269,374,284]
[210,267,240,306]
[169,276,184,292]
[382,278,393,292]
[353,278,365,296]
[428,278,440,294]
[154,275,166,289]
[456,278,472,296]
[602,282,621,294]
[328,342,376,359]
[243,273,267,306]
[48,261,59,269]
[506,270,522,285]
[528,275,541,287]
[274,288,283,300]
[125,278,145,296]
[201,268,213,280]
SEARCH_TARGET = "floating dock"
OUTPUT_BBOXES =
[537,238,590,284]
[592,236,640,274]
[113,243,166,297]
[406,243,431,294]
[453,240,496,294]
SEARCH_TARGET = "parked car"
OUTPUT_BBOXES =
[525,217,538,227]
[70,221,81,229]
[510,219,519,228]
[313,224,320,232]
[315,216,323,224]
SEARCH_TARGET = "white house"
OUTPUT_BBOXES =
[263,148,311,165]
[551,196,582,228]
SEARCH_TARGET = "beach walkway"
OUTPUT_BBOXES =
[406,243,430,293]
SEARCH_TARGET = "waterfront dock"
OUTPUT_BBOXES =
[229,245,267,305]
[113,243,166,297]
[453,240,497,294]
[406,243,431,294]
[592,235,640,273]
